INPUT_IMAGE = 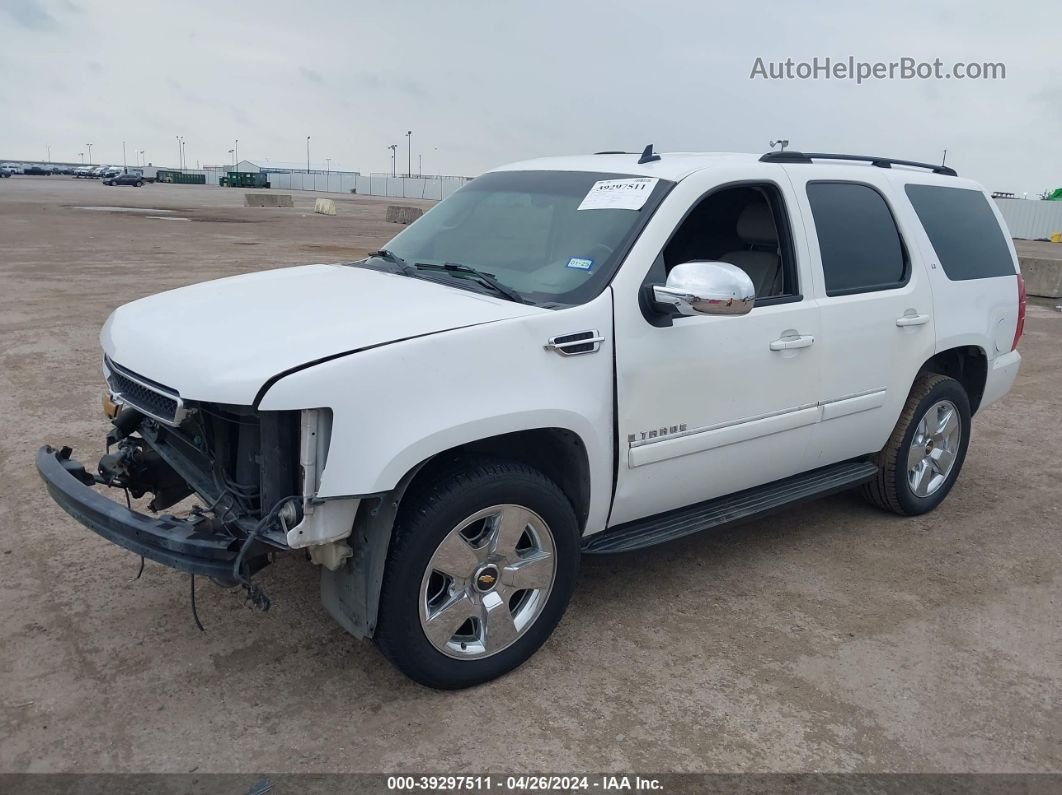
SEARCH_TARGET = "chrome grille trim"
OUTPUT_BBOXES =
[103,357,186,426]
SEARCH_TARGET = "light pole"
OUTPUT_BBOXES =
[122,140,127,171]
[418,154,422,177]
[79,152,84,164]
[387,144,397,177]
[306,136,310,174]
[176,136,181,169]
[86,143,93,164]
[139,149,145,166]
[406,130,412,178]
[46,145,51,162]
[234,138,238,166]
[228,149,235,168]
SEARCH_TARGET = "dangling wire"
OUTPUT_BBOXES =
[190,574,205,632]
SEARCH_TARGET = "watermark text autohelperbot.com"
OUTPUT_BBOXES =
[750,56,1005,83]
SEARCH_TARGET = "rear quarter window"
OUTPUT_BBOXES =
[904,185,1014,280]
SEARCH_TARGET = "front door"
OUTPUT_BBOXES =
[608,167,824,527]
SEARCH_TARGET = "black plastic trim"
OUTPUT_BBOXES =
[36,445,247,584]
[584,460,877,554]
[760,150,957,177]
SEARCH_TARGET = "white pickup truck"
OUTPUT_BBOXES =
[38,148,1025,688]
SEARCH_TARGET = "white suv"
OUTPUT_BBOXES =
[38,148,1025,688]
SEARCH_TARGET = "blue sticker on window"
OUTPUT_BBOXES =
[566,257,593,271]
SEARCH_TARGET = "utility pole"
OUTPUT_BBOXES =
[406,130,412,178]
[86,143,93,164]
[387,144,397,177]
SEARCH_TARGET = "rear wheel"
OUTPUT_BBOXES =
[374,459,579,689]
[862,373,971,515]
[135,181,143,187]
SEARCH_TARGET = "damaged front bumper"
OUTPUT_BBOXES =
[35,445,263,586]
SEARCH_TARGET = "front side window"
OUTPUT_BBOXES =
[380,170,671,306]
[662,184,799,301]
[806,182,907,296]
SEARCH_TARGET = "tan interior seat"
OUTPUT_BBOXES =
[719,203,783,298]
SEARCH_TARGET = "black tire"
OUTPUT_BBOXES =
[374,458,579,689]
[135,181,143,187]
[862,373,972,516]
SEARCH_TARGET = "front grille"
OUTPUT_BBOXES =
[105,359,183,425]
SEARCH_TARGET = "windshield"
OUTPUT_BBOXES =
[379,170,671,306]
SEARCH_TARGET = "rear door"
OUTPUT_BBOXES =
[785,170,936,465]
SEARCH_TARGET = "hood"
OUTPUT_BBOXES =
[101,263,544,405]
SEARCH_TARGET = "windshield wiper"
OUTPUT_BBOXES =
[413,262,527,304]
[362,248,415,274]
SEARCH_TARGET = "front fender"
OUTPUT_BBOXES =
[258,291,616,534]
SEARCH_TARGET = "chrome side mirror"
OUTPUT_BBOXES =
[652,261,755,317]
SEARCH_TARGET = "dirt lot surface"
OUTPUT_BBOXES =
[0,177,1059,774]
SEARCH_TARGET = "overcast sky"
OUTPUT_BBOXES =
[1,0,1058,194]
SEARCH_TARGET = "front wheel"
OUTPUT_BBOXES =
[862,373,971,516]
[374,459,579,689]
[135,181,143,187]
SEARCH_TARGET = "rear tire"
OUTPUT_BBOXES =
[374,458,579,689]
[862,373,971,516]
[136,181,143,187]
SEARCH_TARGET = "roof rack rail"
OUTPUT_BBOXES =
[759,150,957,177]
[594,150,630,155]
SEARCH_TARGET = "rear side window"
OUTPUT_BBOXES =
[904,185,1014,280]
[806,182,907,296]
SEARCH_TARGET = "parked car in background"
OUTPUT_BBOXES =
[2,163,23,175]
[37,148,1025,689]
[73,167,94,178]
[0,165,15,178]
[90,166,108,179]
[103,172,145,187]
[23,166,52,176]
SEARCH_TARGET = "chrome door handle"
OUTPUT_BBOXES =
[896,313,930,327]
[770,334,815,351]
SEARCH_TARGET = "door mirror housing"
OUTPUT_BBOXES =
[652,261,756,317]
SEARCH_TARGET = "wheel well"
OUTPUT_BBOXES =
[404,428,592,531]
[920,346,988,413]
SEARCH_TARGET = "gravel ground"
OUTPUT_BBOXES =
[0,177,1059,774]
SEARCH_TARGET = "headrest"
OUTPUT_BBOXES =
[736,203,777,245]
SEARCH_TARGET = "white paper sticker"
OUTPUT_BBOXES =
[577,177,659,211]
[566,257,593,271]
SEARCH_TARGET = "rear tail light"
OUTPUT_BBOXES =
[1012,273,1026,351]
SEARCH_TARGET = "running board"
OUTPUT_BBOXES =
[583,460,878,554]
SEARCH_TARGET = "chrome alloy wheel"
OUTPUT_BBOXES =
[419,504,556,659]
[907,399,962,498]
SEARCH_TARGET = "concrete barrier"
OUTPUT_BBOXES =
[386,205,423,224]
[1015,240,1062,298]
[245,193,294,208]
[314,198,337,216]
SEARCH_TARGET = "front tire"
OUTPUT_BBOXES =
[862,373,971,516]
[374,459,579,689]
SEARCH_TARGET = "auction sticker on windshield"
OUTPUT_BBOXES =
[577,177,659,211]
